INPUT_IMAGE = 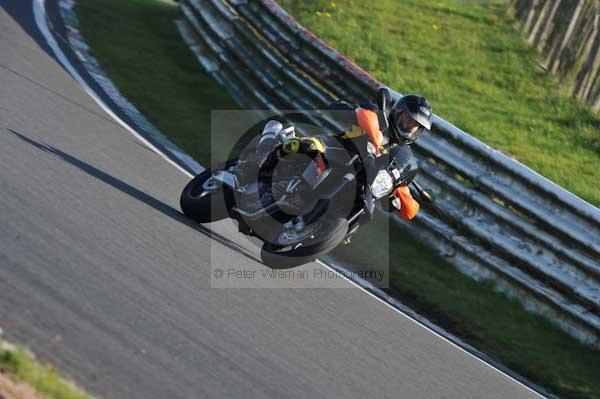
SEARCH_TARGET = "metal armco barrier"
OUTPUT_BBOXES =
[179,0,600,345]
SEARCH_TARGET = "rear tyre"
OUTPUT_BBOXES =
[180,167,233,223]
[260,218,348,268]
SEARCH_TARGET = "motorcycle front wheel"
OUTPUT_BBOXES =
[260,218,348,269]
[180,166,234,223]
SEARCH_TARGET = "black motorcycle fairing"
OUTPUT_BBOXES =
[361,144,417,186]
[388,144,418,186]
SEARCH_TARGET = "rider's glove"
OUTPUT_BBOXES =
[392,186,420,220]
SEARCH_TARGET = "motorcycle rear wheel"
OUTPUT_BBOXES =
[260,218,348,268]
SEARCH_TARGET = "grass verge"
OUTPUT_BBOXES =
[279,0,600,207]
[76,1,600,398]
[0,340,89,399]
[75,0,239,165]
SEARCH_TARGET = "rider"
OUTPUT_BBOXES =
[256,88,433,221]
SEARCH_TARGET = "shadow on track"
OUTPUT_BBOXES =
[5,128,261,264]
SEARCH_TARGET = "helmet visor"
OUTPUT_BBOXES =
[399,112,422,134]
[403,95,432,131]
[413,108,432,130]
[393,111,426,142]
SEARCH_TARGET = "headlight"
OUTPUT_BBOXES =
[370,170,394,199]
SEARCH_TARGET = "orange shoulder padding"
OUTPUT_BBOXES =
[393,186,420,220]
[355,107,383,150]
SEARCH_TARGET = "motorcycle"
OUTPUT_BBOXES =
[180,121,431,268]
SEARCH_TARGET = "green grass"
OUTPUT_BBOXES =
[0,340,90,399]
[76,0,239,165]
[278,0,600,207]
[75,1,600,398]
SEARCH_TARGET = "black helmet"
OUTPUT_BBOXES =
[388,94,432,144]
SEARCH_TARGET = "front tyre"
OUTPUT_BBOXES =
[260,218,348,269]
[180,167,233,223]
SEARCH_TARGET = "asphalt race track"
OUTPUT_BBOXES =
[0,1,543,398]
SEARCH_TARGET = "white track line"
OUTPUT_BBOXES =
[33,0,547,397]
[33,0,193,178]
